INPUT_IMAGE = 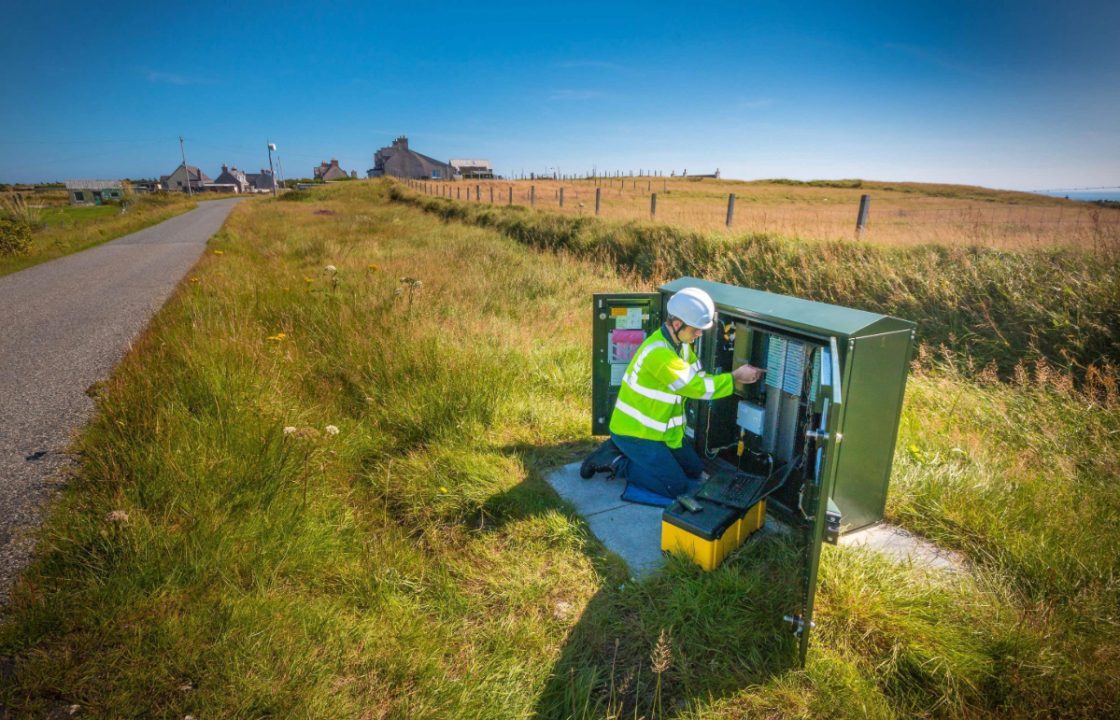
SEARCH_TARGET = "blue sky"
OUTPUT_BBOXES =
[1,0,1117,190]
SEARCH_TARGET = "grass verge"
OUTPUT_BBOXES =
[0,180,1116,717]
[0,193,214,277]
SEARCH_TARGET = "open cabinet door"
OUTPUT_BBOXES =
[591,293,664,436]
[795,336,850,666]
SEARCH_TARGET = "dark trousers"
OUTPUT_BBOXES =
[610,433,704,499]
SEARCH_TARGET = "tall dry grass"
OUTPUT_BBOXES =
[413,176,1120,253]
[391,182,1120,382]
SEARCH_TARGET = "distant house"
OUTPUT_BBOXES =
[368,136,456,180]
[244,169,277,193]
[64,180,124,206]
[450,159,494,180]
[213,165,251,193]
[313,159,350,181]
[160,163,212,193]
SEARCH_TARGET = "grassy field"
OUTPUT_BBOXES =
[0,180,1117,718]
[414,177,1120,253]
[0,192,239,277]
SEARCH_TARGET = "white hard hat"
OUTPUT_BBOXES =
[667,287,717,330]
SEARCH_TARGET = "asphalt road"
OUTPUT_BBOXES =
[0,198,239,613]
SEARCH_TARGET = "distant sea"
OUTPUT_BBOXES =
[1040,190,1120,203]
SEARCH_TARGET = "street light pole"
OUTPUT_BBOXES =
[267,141,277,197]
[179,135,193,198]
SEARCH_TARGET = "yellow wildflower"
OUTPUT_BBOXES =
[212,250,224,255]
[267,332,287,342]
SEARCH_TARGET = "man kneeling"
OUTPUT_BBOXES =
[581,287,764,505]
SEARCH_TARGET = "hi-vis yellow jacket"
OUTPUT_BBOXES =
[609,326,734,448]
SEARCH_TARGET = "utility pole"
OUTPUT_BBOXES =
[179,135,193,198]
[267,141,278,197]
[276,155,285,190]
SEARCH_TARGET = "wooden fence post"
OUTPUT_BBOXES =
[651,192,657,219]
[560,187,565,208]
[530,185,535,207]
[509,186,513,205]
[595,187,601,216]
[726,193,735,228]
[856,194,871,238]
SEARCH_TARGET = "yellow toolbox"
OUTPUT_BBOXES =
[734,499,767,544]
[661,498,767,571]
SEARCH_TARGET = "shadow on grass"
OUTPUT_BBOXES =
[488,442,802,719]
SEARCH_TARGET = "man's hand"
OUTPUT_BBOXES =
[732,364,766,384]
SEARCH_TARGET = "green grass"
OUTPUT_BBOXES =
[0,194,205,277]
[1,180,1117,717]
[37,205,120,225]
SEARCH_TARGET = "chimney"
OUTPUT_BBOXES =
[221,164,228,172]
[394,136,409,150]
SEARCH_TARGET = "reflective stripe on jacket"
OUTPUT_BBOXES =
[608,326,734,448]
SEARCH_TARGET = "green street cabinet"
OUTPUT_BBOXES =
[592,276,915,664]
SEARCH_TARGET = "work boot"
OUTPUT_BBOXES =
[580,439,622,479]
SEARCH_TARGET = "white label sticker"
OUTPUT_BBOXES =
[610,364,628,386]
[614,307,644,330]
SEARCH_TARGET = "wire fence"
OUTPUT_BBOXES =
[406,177,1120,253]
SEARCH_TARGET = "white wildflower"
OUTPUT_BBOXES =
[106,510,129,523]
[324,264,337,273]
[325,425,340,436]
[283,426,298,435]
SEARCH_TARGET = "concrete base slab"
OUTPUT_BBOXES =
[544,462,631,517]
[584,502,666,577]
[839,523,965,573]
[546,463,965,576]
[546,463,664,576]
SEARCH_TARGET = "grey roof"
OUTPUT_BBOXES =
[315,159,349,180]
[245,169,275,189]
[160,164,210,183]
[374,140,455,179]
[65,179,122,190]
[214,166,249,188]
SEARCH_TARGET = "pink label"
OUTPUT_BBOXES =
[610,330,646,364]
